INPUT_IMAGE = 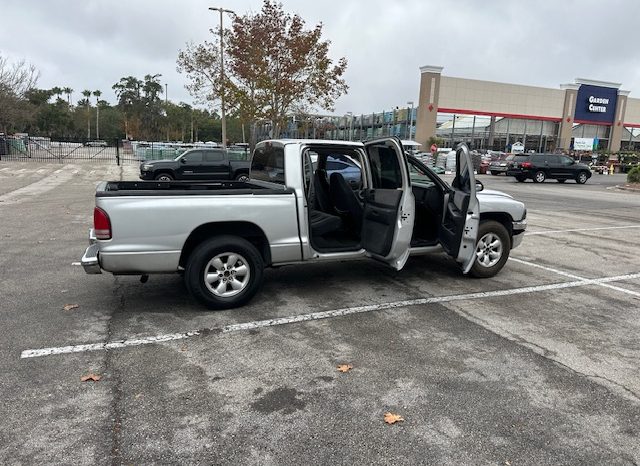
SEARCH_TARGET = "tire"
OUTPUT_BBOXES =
[533,170,546,183]
[185,235,264,310]
[155,172,173,181]
[576,171,589,184]
[235,173,250,183]
[557,179,566,183]
[469,220,510,278]
[490,171,498,176]
[515,175,526,182]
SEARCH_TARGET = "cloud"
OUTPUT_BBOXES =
[1,0,639,115]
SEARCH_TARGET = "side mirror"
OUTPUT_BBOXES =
[476,180,484,192]
[180,157,187,164]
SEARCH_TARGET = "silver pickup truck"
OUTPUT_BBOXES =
[82,138,526,309]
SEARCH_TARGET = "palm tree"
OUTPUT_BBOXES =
[82,89,92,139]
[51,86,63,102]
[93,90,102,139]
[63,87,73,106]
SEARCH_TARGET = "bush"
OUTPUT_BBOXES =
[627,166,640,183]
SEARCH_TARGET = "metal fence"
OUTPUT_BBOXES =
[0,136,121,164]
[0,136,249,166]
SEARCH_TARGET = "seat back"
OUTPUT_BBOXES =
[330,172,363,229]
[313,169,333,213]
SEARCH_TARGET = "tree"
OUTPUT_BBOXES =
[63,87,73,106]
[81,89,92,139]
[177,0,348,148]
[113,76,142,139]
[113,74,164,140]
[93,90,102,139]
[0,54,39,134]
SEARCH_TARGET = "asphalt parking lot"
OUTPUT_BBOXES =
[1,161,639,465]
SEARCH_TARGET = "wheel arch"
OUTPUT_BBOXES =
[154,169,175,179]
[179,221,271,268]
[479,212,513,243]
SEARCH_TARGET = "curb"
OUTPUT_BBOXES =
[614,185,640,192]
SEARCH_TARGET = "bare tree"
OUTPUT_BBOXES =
[0,54,39,134]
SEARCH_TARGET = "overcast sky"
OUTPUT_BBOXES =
[1,0,639,115]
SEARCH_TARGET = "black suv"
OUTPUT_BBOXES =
[139,147,250,182]
[506,153,592,184]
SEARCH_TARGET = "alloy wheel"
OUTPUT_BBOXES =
[203,252,251,297]
[475,233,503,268]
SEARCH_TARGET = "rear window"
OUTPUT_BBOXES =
[251,143,286,185]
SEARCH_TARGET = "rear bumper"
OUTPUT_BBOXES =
[81,229,102,274]
[506,169,526,177]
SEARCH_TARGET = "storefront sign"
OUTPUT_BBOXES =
[573,137,595,151]
[574,85,617,124]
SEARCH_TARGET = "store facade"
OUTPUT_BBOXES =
[415,65,640,152]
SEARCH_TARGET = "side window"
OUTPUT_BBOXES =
[560,156,573,165]
[303,151,313,199]
[407,159,435,187]
[204,150,224,162]
[453,151,470,192]
[366,145,402,189]
[532,155,545,164]
[251,143,286,185]
[545,155,560,164]
[326,161,346,171]
[182,151,203,163]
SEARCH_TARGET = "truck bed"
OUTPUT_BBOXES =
[96,180,293,197]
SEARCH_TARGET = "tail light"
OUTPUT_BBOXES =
[94,207,112,240]
[521,162,533,169]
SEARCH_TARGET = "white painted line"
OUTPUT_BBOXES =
[525,225,640,236]
[0,165,79,205]
[511,257,640,298]
[20,271,640,359]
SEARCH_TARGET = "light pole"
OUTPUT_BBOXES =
[407,101,414,140]
[346,112,353,141]
[209,6,235,149]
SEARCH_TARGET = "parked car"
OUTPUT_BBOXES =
[139,147,250,181]
[83,139,526,310]
[86,140,107,147]
[506,153,592,184]
[489,154,516,175]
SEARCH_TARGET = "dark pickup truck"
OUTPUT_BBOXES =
[140,147,250,181]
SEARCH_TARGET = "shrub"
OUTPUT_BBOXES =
[627,166,640,183]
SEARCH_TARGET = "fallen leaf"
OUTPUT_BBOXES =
[504,461,511,466]
[180,346,187,352]
[63,304,79,311]
[337,364,353,373]
[80,373,101,382]
[384,412,404,424]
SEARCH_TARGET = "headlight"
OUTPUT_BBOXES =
[142,164,153,170]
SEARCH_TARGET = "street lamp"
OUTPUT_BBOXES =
[209,6,235,149]
[407,101,414,140]
[346,112,353,141]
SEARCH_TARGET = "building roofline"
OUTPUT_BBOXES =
[420,65,444,74]
[575,78,621,89]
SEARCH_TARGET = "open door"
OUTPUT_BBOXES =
[361,138,415,270]
[438,144,480,273]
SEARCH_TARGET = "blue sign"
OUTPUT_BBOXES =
[574,84,618,124]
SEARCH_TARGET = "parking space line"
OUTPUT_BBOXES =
[525,225,640,236]
[20,271,640,360]
[511,257,640,298]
